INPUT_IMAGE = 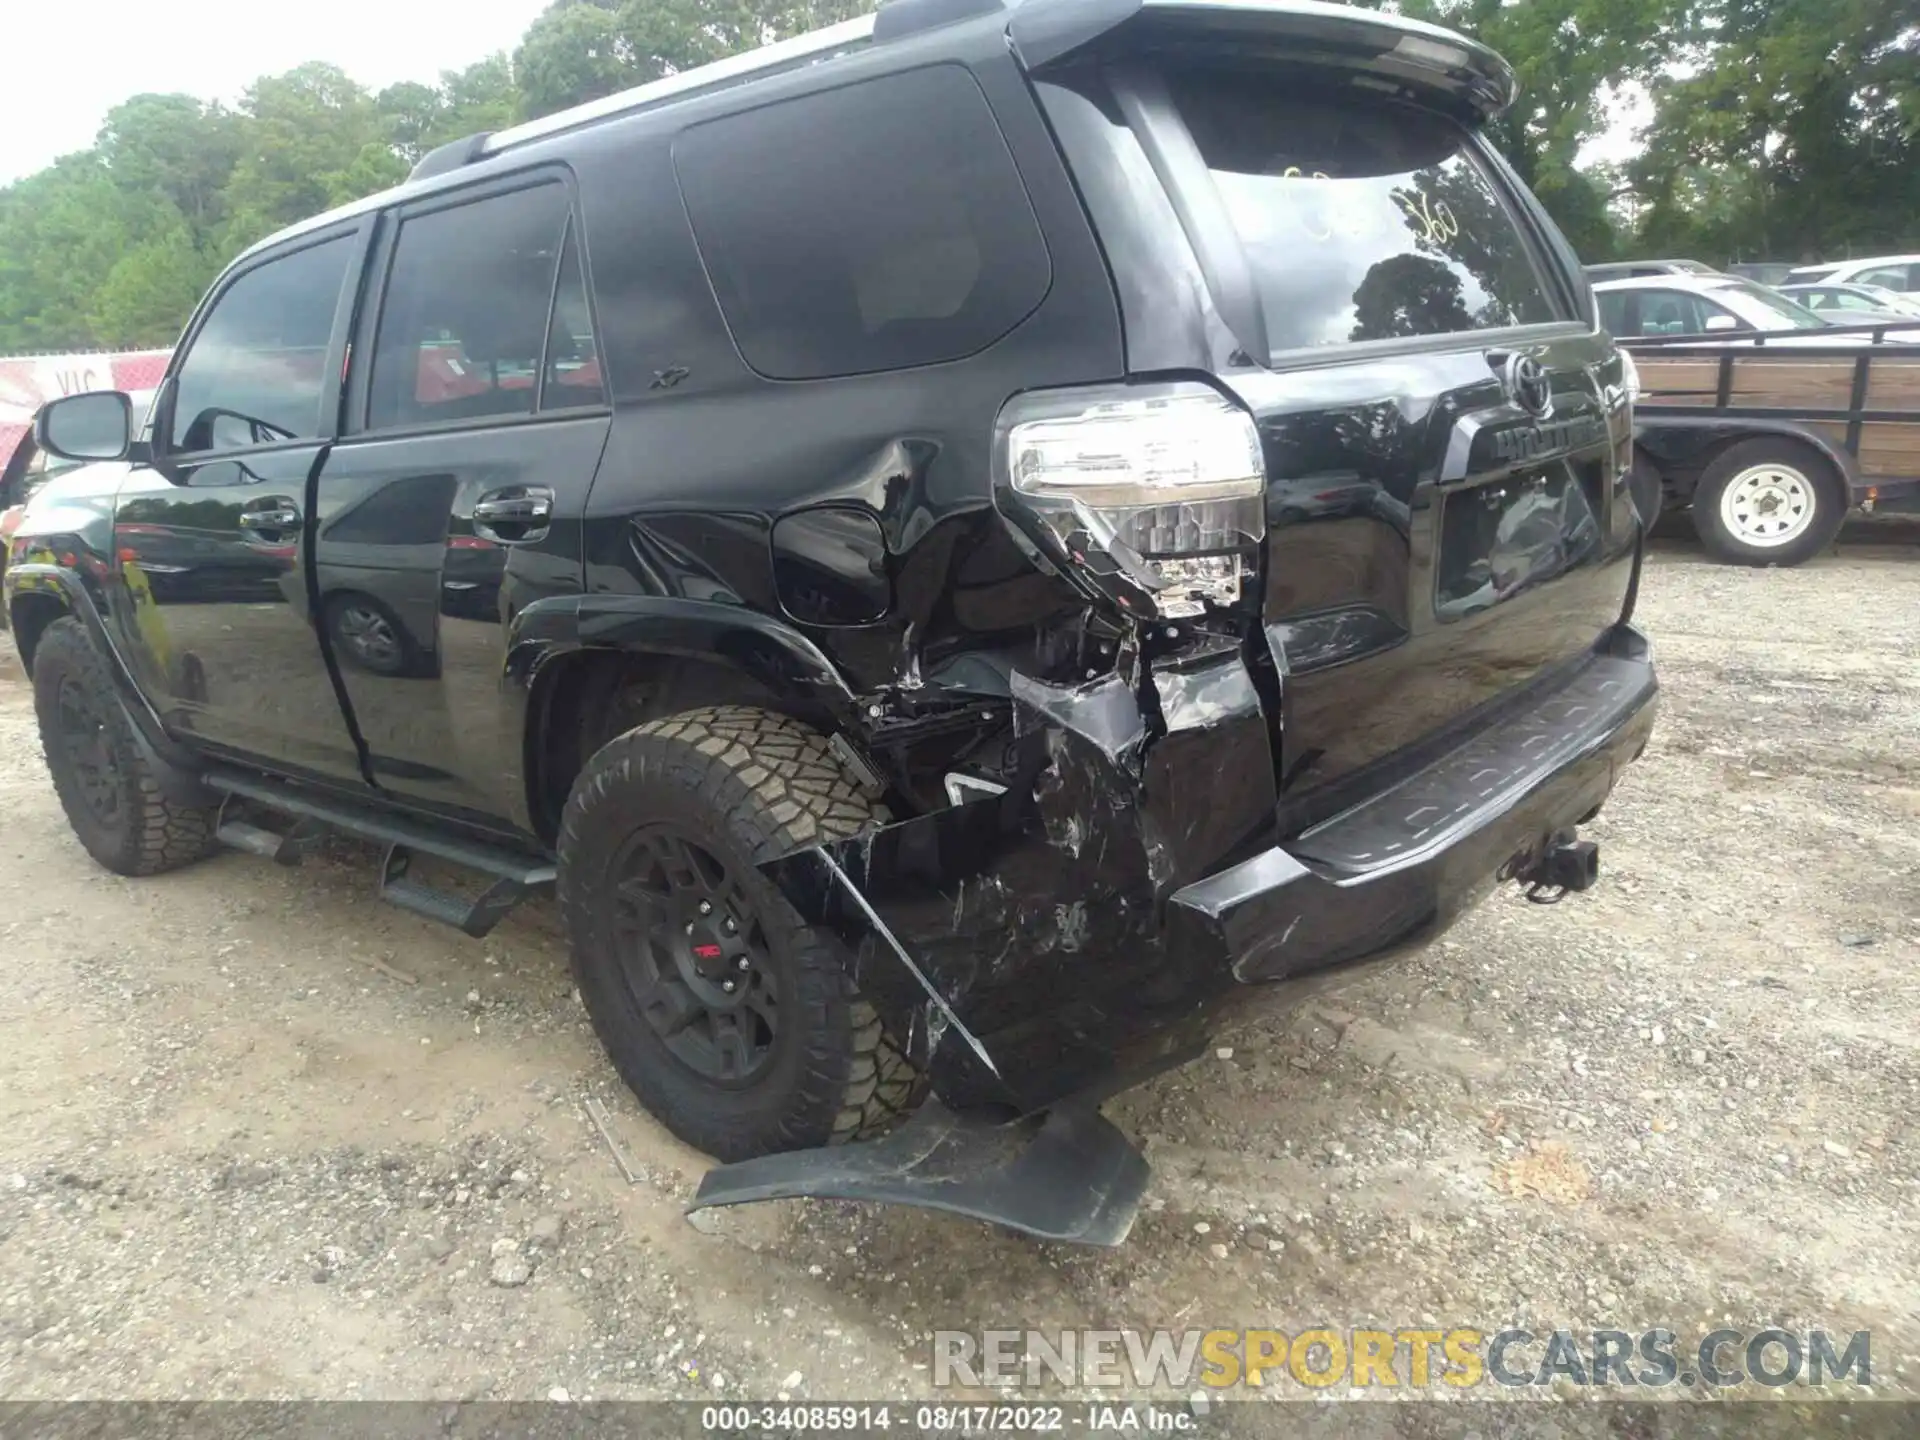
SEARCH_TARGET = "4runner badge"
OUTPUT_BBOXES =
[1504,352,1553,419]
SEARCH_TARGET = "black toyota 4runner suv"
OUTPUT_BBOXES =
[10,0,1655,1242]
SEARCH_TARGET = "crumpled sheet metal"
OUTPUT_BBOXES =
[762,644,1278,1115]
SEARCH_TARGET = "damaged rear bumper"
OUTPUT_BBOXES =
[764,624,1658,1119]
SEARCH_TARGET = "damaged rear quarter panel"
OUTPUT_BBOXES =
[764,639,1277,1115]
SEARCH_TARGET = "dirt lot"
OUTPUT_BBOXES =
[1,527,1917,1408]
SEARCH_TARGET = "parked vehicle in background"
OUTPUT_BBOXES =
[1583,259,1717,284]
[1594,274,1920,344]
[1779,282,1920,326]
[1783,255,1920,293]
[1619,324,1920,565]
[0,391,157,584]
[0,350,171,475]
[1726,262,1796,286]
[6,0,1656,1245]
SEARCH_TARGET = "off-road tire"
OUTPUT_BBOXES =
[1628,450,1666,533]
[1690,437,1846,567]
[32,616,219,876]
[558,706,925,1161]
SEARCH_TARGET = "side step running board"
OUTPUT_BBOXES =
[215,811,326,866]
[206,770,555,939]
[379,844,538,938]
[687,1100,1150,1246]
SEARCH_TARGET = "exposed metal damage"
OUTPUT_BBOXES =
[763,621,1278,1119]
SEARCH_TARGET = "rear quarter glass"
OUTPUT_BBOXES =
[1159,66,1559,355]
[671,63,1053,381]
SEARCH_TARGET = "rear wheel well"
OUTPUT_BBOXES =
[10,592,71,674]
[527,649,828,845]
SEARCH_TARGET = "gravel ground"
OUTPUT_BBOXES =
[0,524,1916,1408]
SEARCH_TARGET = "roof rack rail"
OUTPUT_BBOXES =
[873,0,1006,41]
[479,14,878,162]
[408,132,495,183]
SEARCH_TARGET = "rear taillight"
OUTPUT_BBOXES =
[994,382,1265,620]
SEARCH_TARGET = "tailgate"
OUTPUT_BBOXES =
[1028,27,1639,829]
[1233,337,1639,828]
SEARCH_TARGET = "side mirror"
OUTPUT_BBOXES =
[1701,314,1740,333]
[35,391,132,463]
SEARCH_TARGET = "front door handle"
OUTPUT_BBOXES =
[471,486,554,544]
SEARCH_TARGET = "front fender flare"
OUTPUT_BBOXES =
[5,561,217,807]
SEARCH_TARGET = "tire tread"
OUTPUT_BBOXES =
[32,617,218,877]
[557,706,925,1157]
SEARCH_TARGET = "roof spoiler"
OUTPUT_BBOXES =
[1007,0,1515,122]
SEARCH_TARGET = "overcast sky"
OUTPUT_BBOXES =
[1,0,551,184]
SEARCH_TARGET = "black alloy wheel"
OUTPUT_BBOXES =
[611,826,781,1085]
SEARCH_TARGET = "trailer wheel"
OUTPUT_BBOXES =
[1689,438,1846,567]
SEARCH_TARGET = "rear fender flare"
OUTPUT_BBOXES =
[513,593,860,719]
[510,594,864,836]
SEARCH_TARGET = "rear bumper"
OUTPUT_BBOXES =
[766,625,1657,1118]
[1169,633,1656,983]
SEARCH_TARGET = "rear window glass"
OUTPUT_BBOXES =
[1163,69,1559,353]
[674,65,1051,380]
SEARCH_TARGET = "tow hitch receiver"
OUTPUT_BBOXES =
[688,1100,1150,1246]
[1521,835,1600,903]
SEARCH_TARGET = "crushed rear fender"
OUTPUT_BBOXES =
[762,637,1277,1115]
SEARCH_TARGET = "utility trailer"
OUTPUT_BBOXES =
[1623,322,1920,565]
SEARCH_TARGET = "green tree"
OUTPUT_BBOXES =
[221,63,392,250]
[89,224,214,347]
[1375,0,1697,260]
[1627,0,1920,261]
[513,0,876,121]
[0,156,144,350]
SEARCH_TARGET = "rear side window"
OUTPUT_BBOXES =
[171,235,354,453]
[674,65,1052,380]
[367,182,603,432]
[1161,69,1559,354]
[1598,289,1716,338]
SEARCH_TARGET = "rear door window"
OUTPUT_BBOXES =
[1160,68,1559,354]
[674,65,1052,380]
[366,182,601,431]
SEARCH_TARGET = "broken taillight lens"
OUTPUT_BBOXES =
[995,382,1265,619]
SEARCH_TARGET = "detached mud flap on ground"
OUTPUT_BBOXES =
[688,1100,1151,1246]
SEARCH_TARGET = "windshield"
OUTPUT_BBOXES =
[1711,279,1828,331]
[1162,68,1560,354]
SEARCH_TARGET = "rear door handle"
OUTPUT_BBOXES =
[238,501,301,532]
[471,486,554,543]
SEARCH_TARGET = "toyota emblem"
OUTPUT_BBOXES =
[1504,353,1553,419]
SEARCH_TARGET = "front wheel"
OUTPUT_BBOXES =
[557,706,924,1161]
[32,616,220,876]
[1689,438,1847,567]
